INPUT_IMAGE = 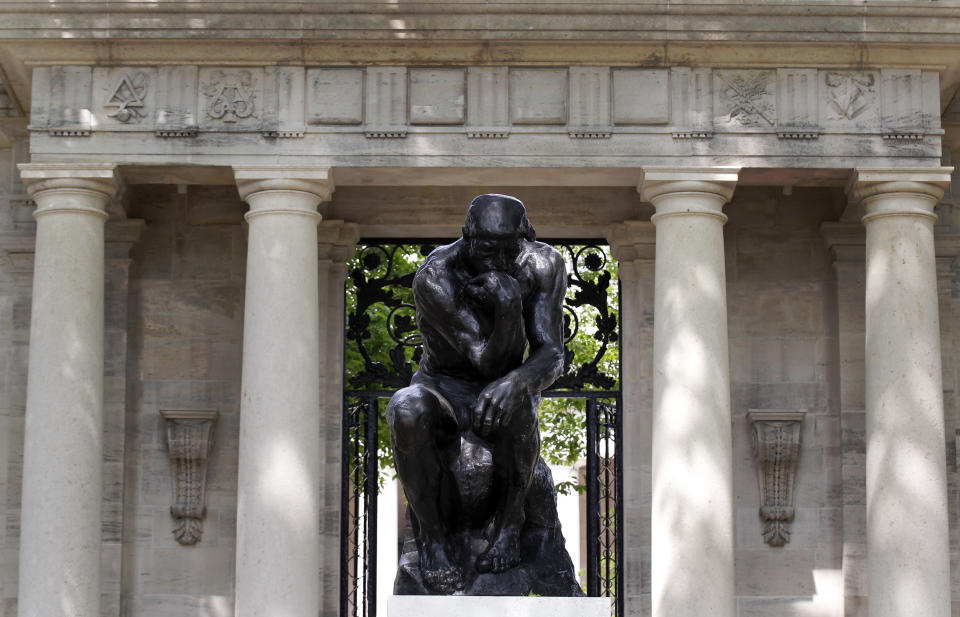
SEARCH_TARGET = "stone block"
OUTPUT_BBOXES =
[510,69,567,125]
[155,66,199,134]
[735,549,816,595]
[568,67,611,133]
[409,69,465,125]
[466,67,509,132]
[364,67,407,135]
[670,67,712,133]
[186,186,245,226]
[880,68,923,130]
[262,66,305,136]
[174,227,237,281]
[307,68,363,125]
[139,340,242,381]
[138,593,234,617]
[140,546,235,595]
[776,68,819,131]
[612,69,668,125]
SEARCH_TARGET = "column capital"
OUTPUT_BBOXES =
[18,163,118,218]
[638,166,740,206]
[233,166,335,203]
[820,221,866,264]
[318,220,360,264]
[847,167,953,222]
[606,220,655,263]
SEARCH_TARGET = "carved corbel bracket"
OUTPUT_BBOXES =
[161,409,219,545]
[747,409,805,547]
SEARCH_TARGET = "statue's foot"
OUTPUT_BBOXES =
[475,527,521,574]
[421,541,465,594]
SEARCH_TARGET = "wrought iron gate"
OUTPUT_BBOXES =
[341,242,623,617]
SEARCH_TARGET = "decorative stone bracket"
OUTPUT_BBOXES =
[161,409,219,545]
[747,410,805,547]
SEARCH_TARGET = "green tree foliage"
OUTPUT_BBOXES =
[344,242,619,493]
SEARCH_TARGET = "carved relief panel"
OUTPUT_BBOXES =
[714,70,776,130]
[93,68,157,130]
[199,68,263,131]
[820,70,880,129]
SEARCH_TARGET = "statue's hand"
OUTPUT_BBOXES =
[473,376,526,439]
[463,271,521,313]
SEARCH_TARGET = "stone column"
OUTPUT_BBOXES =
[848,167,953,617]
[16,163,118,617]
[640,167,739,617]
[233,167,333,617]
[607,221,655,617]
[317,220,358,617]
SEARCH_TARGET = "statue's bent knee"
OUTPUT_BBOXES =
[387,385,441,449]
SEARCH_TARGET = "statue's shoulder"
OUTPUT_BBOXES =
[414,240,461,283]
[520,240,565,272]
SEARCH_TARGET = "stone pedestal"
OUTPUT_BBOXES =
[641,167,739,617]
[233,167,332,617]
[850,167,953,617]
[16,163,117,617]
[387,595,610,617]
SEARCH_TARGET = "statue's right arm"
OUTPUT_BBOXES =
[413,264,523,379]
[412,264,487,365]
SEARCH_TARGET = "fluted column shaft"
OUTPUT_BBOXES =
[641,168,738,617]
[233,167,333,617]
[850,168,953,617]
[16,163,118,617]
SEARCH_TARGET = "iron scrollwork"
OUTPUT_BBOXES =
[345,242,618,393]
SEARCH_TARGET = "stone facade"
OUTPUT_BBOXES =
[1,3,960,617]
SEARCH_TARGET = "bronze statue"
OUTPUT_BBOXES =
[387,194,583,596]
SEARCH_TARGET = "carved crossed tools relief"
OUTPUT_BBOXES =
[104,72,147,122]
[825,71,876,121]
[202,70,257,123]
[717,70,775,127]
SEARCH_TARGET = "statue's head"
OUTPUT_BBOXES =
[462,194,536,273]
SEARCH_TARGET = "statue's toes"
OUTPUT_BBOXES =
[424,567,464,594]
[475,554,494,574]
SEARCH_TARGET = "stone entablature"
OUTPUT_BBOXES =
[28,65,943,169]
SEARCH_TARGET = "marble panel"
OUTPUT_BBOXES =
[510,68,567,125]
[409,68,465,125]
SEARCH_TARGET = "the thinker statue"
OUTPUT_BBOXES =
[387,194,583,596]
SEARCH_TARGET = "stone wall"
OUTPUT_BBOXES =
[119,184,246,617]
[1,175,959,616]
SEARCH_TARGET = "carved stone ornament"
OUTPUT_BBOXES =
[202,70,257,122]
[105,72,147,122]
[161,409,219,545]
[825,72,876,120]
[747,410,805,547]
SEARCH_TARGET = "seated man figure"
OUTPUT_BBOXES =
[387,194,578,596]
